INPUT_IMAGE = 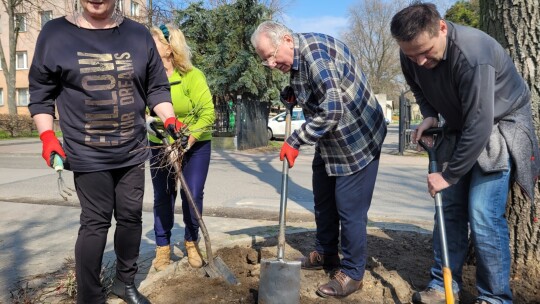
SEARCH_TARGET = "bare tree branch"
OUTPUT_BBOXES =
[342,0,406,100]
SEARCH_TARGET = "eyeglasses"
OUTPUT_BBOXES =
[262,42,280,67]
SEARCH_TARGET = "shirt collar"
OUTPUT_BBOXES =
[292,33,300,71]
[442,21,455,61]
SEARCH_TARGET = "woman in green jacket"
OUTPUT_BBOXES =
[148,23,215,270]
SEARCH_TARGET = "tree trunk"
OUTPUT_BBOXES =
[0,0,21,115]
[480,0,540,300]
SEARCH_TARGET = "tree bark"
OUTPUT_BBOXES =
[0,0,23,115]
[480,0,540,299]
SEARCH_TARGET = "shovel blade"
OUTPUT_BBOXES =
[204,256,238,285]
[258,258,301,304]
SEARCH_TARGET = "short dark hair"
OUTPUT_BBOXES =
[390,1,442,42]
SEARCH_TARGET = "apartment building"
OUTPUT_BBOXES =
[0,0,148,115]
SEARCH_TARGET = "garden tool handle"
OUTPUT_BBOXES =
[416,127,443,163]
[418,127,454,304]
[53,154,64,172]
[277,106,293,260]
[280,85,297,111]
[421,127,444,137]
[434,190,454,304]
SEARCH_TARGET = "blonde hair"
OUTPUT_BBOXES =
[150,23,193,74]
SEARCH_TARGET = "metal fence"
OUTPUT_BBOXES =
[398,92,412,155]
[213,98,236,137]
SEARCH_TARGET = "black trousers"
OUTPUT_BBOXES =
[73,164,145,303]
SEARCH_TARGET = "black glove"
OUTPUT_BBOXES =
[179,135,190,151]
[280,86,297,110]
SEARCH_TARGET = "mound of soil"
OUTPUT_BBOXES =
[145,229,540,304]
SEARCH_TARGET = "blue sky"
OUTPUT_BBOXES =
[281,0,358,38]
[281,0,457,38]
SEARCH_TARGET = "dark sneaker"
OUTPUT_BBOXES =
[300,251,340,270]
[316,270,363,298]
[412,287,459,304]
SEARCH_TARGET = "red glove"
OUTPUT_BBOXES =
[39,130,66,167]
[280,142,299,168]
[164,117,186,140]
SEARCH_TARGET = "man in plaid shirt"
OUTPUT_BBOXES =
[251,20,387,298]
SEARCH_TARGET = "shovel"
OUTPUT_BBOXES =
[258,103,301,304]
[150,123,238,285]
[417,127,454,304]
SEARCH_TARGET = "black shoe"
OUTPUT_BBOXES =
[111,277,151,304]
[300,251,340,270]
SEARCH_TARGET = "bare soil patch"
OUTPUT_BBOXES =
[146,229,540,304]
[12,229,539,303]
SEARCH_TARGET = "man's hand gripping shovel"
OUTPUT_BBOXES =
[417,127,455,304]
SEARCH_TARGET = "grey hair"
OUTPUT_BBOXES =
[250,20,292,49]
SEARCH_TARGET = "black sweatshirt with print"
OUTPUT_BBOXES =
[29,17,171,172]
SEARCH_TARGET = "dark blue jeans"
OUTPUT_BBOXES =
[428,160,512,304]
[312,152,380,281]
[150,140,211,245]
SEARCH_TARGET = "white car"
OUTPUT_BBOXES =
[267,108,306,140]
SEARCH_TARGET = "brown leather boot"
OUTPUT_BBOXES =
[184,240,203,268]
[316,270,363,298]
[152,245,171,271]
[300,251,341,270]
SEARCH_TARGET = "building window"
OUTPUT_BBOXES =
[17,88,29,106]
[0,88,3,106]
[130,1,140,16]
[15,14,27,32]
[40,11,53,28]
[16,52,27,70]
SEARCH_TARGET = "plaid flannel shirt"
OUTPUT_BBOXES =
[287,33,387,176]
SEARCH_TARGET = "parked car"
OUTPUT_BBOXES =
[385,117,391,125]
[267,108,305,140]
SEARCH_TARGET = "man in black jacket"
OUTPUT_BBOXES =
[391,2,539,304]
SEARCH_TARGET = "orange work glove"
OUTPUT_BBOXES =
[280,142,299,168]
